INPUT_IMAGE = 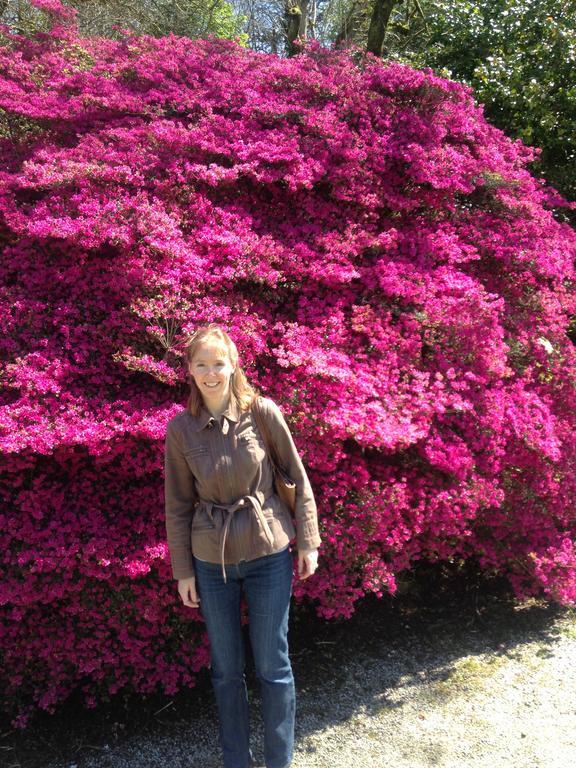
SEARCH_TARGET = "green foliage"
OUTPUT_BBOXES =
[208,2,249,45]
[409,0,576,202]
[319,0,575,202]
[1,0,248,45]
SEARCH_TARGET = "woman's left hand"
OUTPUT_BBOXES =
[298,548,319,580]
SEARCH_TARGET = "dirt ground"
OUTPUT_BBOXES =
[2,561,575,768]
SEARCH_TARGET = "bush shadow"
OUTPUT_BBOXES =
[2,560,571,768]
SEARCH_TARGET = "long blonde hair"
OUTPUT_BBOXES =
[184,324,260,416]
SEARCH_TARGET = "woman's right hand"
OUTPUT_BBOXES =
[178,576,200,608]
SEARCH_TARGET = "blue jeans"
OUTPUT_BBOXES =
[193,547,295,768]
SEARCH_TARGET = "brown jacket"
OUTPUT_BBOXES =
[164,395,321,581]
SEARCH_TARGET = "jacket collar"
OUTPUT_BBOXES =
[194,397,241,431]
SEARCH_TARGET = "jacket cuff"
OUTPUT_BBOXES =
[296,517,322,551]
[170,549,195,580]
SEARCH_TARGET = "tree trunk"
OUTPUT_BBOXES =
[285,1,303,57]
[298,0,309,38]
[366,0,397,56]
[309,0,317,39]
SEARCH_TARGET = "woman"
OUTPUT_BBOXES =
[164,324,321,768]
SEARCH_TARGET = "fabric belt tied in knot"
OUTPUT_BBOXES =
[198,491,275,583]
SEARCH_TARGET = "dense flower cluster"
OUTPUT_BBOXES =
[1,0,575,729]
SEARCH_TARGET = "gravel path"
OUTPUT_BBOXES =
[292,619,576,767]
[11,581,576,768]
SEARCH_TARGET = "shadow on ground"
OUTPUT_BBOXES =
[1,560,571,768]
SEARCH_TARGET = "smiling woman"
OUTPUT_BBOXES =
[189,344,235,402]
[164,323,321,768]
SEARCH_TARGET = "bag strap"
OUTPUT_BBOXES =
[251,396,280,470]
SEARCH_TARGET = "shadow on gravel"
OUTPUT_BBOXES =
[287,559,570,731]
[1,560,571,768]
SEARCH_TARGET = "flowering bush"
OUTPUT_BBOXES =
[1,0,575,729]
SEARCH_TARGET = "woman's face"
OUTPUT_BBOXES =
[189,341,235,403]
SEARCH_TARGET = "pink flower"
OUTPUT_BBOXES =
[1,28,575,727]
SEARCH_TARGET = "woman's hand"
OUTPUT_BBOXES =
[298,548,319,580]
[178,576,200,608]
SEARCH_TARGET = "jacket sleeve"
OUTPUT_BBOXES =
[264,398,322,552]
[164,419,198,580]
